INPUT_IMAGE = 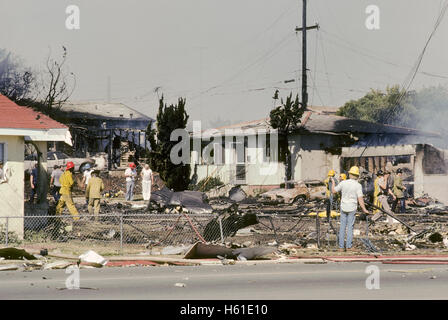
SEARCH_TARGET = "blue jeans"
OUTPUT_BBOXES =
[339,210,356,249]
[126,181,135,201]
[392,198,406,213]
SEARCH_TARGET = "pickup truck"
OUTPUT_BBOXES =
[24,151,96,174]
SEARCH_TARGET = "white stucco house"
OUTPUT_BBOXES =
[0,94,71,238]
[190,109,447,201]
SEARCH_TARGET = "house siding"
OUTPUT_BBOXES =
[0,135,24,238]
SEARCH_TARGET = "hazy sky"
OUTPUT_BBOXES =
[1,0,447,128]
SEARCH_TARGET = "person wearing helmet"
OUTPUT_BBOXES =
[339,173,347,181]
[373,170,383,214]
[392,168,406,213]
[324,170,338,217]
[378,170,398,223]
[55,161,79,220]
[331,166,369,251]
[125,162,137,201]
[86,170,104,221]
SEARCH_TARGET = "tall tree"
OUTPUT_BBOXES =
[336,84,448,137]
[336,85,417,127]
[0,47,76,118]
[147,95,190,191]
[42,46,76,113]
[269,93,306,187]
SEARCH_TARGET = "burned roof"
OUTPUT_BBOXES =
[302,112,439,136]
[60,101,152,121]
[198,111,440,138]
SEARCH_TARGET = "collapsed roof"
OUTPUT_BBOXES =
[197,110,442,148]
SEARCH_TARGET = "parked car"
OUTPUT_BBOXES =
[24,151,96,174]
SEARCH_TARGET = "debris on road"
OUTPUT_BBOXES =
[0,248,37,260]
[174,282,187,287]
[43,261,73,270]
[79,250,108,267]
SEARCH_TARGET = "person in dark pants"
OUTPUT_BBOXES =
[29,163,38,203]
[50,165,63,202]
[392,168,406,213]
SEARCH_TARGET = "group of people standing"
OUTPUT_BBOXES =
[324,166,407,251]
[124,163,154,201]
[30,161,153,221]
[373,168,406,218]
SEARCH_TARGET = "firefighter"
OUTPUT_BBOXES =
[86,170,104,221]
[324,170,338,219]
[373,170,383,214]
[392,168,406,213]
[55,161,79,220]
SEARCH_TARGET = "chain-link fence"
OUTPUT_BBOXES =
[0,212,339,255]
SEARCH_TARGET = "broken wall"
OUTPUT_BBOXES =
[415,144,448,204]
[294,133,341,181]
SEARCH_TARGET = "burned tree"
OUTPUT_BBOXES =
[147,96,190,191]
[269,93,305,188]
[0,49,36,102]
[42,46,76,113]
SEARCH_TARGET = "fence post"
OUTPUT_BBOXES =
[316,213,320,248]
[218,216,224,244]
[5,217,8,246]
[119,213,123,254]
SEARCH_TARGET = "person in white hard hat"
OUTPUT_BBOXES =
[331,166,370,252]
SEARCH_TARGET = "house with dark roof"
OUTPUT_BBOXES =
[0,95,71,237]
[190,110,447,202]
[57,101,155,169]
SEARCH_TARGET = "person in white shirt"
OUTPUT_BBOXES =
[331,166,370,251]
[81,164,94,204]
[81,164,93,188]
[140,164,154,202]
[125,162,137,201]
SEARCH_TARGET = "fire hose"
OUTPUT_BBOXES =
[365,200,416,233]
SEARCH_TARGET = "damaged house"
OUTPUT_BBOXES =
[190,109,447,202]
[0,95,72,238]
[56,102,154,170]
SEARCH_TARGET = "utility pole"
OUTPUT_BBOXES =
[295,0,319,110]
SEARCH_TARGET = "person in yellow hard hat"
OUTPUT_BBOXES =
[55,161,79,220]
[331,166,369,251]
[324,170,338,219]
[372,170,383,215]
[339,173,347,181]
[86,170,104,221]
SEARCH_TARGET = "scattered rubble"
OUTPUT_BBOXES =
[261,184,309,203]
[79,250,108,267]
[0,248,37,260]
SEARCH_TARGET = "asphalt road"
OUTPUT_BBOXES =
[0,262,447,300]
